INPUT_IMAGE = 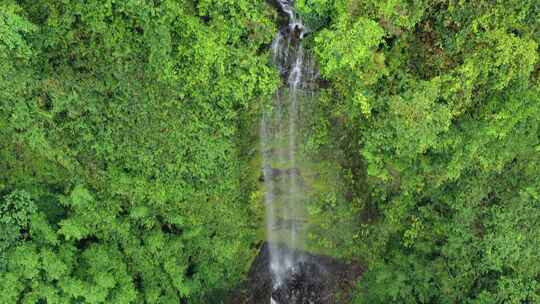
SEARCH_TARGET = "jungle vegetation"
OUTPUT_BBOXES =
[1,0,539,303]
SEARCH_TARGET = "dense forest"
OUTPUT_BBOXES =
[1,0,539,303]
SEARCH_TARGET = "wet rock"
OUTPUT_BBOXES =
[228,243,364,304]
[271,218,307,231]
[259,167,303,182]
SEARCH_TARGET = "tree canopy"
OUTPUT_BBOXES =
[299,0,540,302]
[1,1,277,303]
[1,0,539,303]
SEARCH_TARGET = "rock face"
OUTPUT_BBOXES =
[228,243,364,304]
[259,167,302,183]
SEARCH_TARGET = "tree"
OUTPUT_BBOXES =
[0,1,278,302]
[308,0,540,302]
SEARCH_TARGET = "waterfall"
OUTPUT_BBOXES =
[261,1,317,303]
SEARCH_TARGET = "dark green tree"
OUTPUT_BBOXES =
[306,0,540,302]
[1,1,278,303]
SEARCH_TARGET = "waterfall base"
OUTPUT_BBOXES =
[228,243,364,304]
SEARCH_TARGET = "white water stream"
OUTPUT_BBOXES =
[261,1,318,302]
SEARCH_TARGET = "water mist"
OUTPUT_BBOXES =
[260,1,318,302]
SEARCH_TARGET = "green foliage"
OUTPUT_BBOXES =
[1,190,36,230]
[315,16,386,85]
[0,0,277,303]
[0,2,36,69]
[0,190,37,271]
[309,0,540,302]
[295,0,334,31]
[1,0,540,302]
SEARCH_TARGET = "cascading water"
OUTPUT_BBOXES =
[261,1,318,303]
